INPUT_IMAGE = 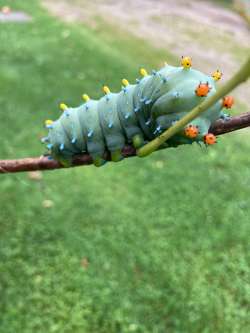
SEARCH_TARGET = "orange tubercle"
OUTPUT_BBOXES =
[185,125,199,139]
[223,96,234,109]
[204,133,217,145]
[195,82,211,97]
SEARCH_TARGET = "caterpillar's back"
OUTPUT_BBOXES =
[42,57,234,167]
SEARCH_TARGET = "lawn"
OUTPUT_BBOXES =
[0,1,250,332]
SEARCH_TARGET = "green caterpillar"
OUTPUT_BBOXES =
[42,57,234,167]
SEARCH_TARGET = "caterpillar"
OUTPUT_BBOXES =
[42,56,234,167]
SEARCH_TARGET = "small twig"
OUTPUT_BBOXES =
[1,112,250,174]
[209,112,250,135]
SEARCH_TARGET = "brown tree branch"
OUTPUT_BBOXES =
[1,112,250,174]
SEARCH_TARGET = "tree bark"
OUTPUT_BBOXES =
[1,112,250,174]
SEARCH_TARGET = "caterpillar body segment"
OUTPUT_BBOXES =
[117,86,144,143]
[43,58,234,166]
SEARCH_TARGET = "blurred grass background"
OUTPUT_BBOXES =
[0,0,250,332]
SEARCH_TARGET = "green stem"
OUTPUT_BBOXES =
[138,56,250,157]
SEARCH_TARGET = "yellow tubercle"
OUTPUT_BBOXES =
[181,56,192,69]
[82,94,90,102]
[45,119,53,126]
[59,103,68,111]
[122,78,129,87]
[139,68,148,77]
[164,62,168,66]
[212,70,222,81]
[103,85,111,94]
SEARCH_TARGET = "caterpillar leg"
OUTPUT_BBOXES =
[111,149,124,162]
[87,148,107,167]
[132,134,144,148]
[93,156,107,167]
[58,157,72,168]
[46,150,72,168]
[220,112,231,121]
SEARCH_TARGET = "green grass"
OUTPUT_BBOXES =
[0,1,250,332]
[209,0,233,8]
